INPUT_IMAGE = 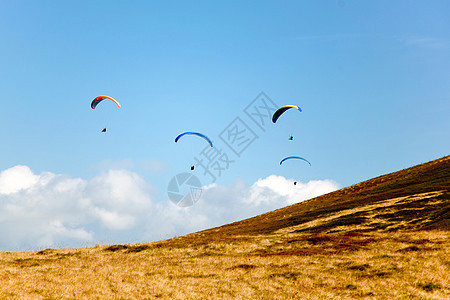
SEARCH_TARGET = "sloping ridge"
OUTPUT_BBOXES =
[165,155,449,246]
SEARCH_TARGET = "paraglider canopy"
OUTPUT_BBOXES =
[272,105,301,123]
[91,96,121,109]
[280,156,311,166]
[175,132,213,147]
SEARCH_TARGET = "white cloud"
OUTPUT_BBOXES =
[0,165,339,251]
[249,175,340,205]
[0,165,39,194]
[142,176,340,240]
[401,36,450,49]
[0,166,154,251]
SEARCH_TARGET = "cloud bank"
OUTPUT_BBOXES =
[0,166,339,251]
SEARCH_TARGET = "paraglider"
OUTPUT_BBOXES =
[175,132,213,171]
[91,96,121,109]
[272,105,301,123]
[279,156,311,166]
[175,132,213,147]
[273,105,302,140]
[280,156,311,185]
[91,96,120,133]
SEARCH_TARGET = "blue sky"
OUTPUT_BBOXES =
[0,1,449,250]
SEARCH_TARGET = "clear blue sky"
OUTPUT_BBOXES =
[0,1,449,250]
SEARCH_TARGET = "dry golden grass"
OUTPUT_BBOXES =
[0,230,448,299]
[0,156,448,299]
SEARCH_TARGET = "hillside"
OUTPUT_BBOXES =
[0,156,448,299]
[161,155,449,247]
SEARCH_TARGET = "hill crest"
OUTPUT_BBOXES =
[162,155,449,247]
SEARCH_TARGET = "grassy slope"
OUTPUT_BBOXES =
[0,156,449,299]
[165,155,449,245]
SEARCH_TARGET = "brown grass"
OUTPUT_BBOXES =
[0,155,449,299]
[0,230,448,299]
